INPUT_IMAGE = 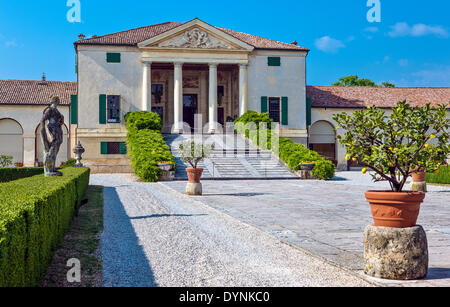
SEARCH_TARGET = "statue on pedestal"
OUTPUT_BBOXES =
[41,96,65,177]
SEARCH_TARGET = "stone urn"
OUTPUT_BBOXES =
[299,163,316,171]
[365,191,426,228]
[73,141,85,167]
[157,162,175,181]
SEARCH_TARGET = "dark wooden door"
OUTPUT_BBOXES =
[183,94,198,130]
[218,107,225,126]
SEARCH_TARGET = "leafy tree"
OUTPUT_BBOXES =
[333,101,449,192]
[381,82,396,88]
[332,75,395,88]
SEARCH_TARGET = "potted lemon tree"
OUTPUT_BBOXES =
[334,102,449,228]
[179,141,215,195]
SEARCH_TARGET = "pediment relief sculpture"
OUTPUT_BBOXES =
[158,28,234,50]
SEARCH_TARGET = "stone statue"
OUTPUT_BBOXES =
[41,96,65,177]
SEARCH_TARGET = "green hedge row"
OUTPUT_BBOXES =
[235,111,336,180]
[426,165,450,184]
[125,112,175,182]
[0,168,44,183]
[0,167,90,287]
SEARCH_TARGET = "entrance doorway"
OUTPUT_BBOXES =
[183,94,198,130]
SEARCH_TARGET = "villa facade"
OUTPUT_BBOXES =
[0,18,449,172]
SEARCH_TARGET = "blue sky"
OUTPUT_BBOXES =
[0,0,449,87]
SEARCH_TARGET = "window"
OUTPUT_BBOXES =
[107,95,121,123]
[106,53,121,63]
[152,84,164,104]
[101,142,127,155]
[268,97,280,123]
[217,86,225,106]
[151,106,164,121]
[268,57,281,67]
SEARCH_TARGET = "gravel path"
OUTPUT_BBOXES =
[91,174,372,287]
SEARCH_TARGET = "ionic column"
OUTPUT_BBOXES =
[208,63,218,133]
[173,62,184,133]
[239,63,249,116]
[141,62,152,111]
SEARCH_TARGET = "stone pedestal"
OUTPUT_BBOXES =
[186,183,202,196]
[411,181,427,192]
[364,225,428,280]
[295,170,316,180]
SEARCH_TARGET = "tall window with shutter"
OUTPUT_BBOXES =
[107,95,121,123]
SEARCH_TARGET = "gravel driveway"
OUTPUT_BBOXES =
[91,174,372,287]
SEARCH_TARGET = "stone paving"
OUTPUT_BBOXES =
[162,172,450,287]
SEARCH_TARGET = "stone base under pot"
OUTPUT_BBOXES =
[364,225,428,280]
[186,182,202,196]
[410,181,427,192]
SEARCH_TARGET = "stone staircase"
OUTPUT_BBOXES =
[164,134,298,180]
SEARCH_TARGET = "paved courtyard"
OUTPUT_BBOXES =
[163,172,450,287]
[91,174,372,287]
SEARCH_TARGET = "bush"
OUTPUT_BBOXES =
[312,160,336,180]
[0,155,13,167]
[125,111,163,133]
[0,167,44,183]
[426,165,450,184]
[61,158,76,168]
[234,111,335,179]
[0,167,90,287]
[125,112,174,182]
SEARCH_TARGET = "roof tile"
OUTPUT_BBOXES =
[0,79,77,106]
[307,86,450,109]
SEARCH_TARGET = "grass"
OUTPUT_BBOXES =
[42,186,104,287]
[426,165,450,184]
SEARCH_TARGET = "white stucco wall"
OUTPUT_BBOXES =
[0,105,70,166]
[248,50,307,130]
[77,45,142,129]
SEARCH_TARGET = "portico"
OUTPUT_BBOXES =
[137,19,253,133]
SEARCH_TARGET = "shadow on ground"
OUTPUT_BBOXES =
[102,187,157,287]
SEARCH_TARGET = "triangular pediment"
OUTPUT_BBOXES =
[138,19,254,52]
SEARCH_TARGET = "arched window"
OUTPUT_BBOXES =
[309,120,336,163]
[0,118,24,164]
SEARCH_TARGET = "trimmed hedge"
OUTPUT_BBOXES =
[126,112,175,182]
[0,167,90,287]
[0,168,44,183]
[235,111,336,180]
[125,111,163,133]
[426,165,450,184]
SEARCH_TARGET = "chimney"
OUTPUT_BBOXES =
[291,41,298,46]
[78,33,86,40]
[42,72,46,82]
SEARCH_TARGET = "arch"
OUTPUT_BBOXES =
[35,123,69,166]
[309,120,336,162]
[0,118,24,164]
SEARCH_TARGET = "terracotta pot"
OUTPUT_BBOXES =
[186,168,204,183]
[411,171,426,183]
[410,167,426,183]
[365,191,426,228]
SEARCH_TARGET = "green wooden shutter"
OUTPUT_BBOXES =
[120,142,127,155]
[261,96,268,113]
[99,94,106,124]
[70,94,78,124]
[268,57,281,67]
[282,97,288,125]
[101,142,108,155]
[306,98,312,126]
[106,53,121,63]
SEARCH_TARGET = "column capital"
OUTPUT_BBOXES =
[239,63,249,68]
[142,61,152,66]
[174,62,184,67]
[208,63,218,68]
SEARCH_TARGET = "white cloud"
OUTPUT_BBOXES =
[398,59,409,67]
[388,22,448,38]
[395,66,450,87]
[5,40,17,47]
[365,27,379,33]
[315,36,345,53]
